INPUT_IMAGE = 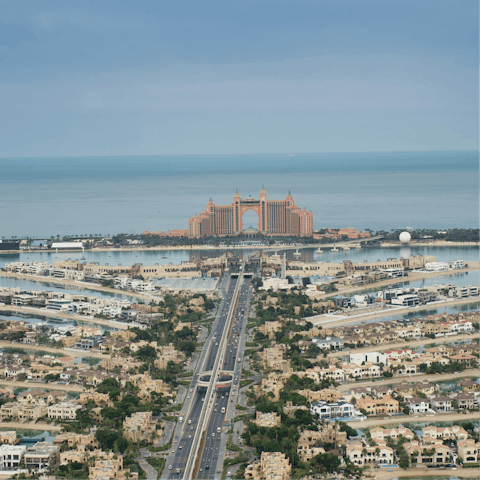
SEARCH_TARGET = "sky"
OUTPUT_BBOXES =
[0,0,477,157]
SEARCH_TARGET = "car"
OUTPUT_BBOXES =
[205,466,210,470]
[174,439,178,443]
[187,395,191,399]
[199,468,203,472]
[179,445,183,449]
[169,465,173,470]
[214,408,217,412]
[188,435,192,438]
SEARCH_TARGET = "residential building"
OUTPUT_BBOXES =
[0,445,26,469]
[48,402,82,420]
[349,352,387,366]
[312,336,345,350]
[406,397,431,414]
[403,441,452,465]
[253,411,281,428]
[310,400,364,420]
[0,431,18,445]
[430,396,453,412]
[458,439,480,464]
[370,427,414,443]
[89,454,130,480]
[356,396,399,416]
[423,426,469,443]
[346,442,394,466]
[245,452,292,480]
[451,393,478,410]
[123,411,157,442]
[23,442,59,470]
[424,262,450,272]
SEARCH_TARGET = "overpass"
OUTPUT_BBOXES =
[196,370,235,388]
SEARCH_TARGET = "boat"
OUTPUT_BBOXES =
[162,256,167,259]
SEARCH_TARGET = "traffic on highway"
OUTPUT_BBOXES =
[166,270,252,479]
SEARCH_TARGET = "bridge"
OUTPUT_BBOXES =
[196,370,235,388]
[260,235,384,251]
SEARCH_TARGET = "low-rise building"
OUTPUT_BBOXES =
[451,392,478,410]
[356,395,399,416]
[310,399,364,420]
[123,411,157,442]
[346,442,394,466]
[245,452,292,480]
[458,439,480,464]
[0,431,18,445]
[89,454,130,480]
[406,397,431,414]
[403,441,452,465]
[370,427,414,443]
[313,336,345,350]
[48,402,82,420]
[423,425,469,442]
[252,411,281,428]
[0,445,26,469]
[429,396,453,412]
[23,442,59,470]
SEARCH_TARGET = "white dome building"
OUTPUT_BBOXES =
[399,231,411,243]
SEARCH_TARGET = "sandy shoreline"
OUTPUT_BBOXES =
[0,270,157,302]
[0,304,129,330]
[308,295,479,328]
[339,369,478,393]
[328,332,477,358]
[1,240,477,255]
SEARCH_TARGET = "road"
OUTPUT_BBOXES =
[164,266,254,480]
[375,466,480,480]
[0,305,128,329]
[165,274,238,479]
[137,447,159,480]
[197,280,252,479]
[349,411,479,428]
[0,379,85,392]
[338,369,479,391]
[327,332,477,358]
[0,340,110,359]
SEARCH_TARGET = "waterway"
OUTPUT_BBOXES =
[0,275,134,301]
[0,312,117,332]
[0,245,478,270]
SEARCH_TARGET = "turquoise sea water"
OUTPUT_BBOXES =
[0,151,477,238]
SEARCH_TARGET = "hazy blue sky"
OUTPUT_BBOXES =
[0,0,477,156]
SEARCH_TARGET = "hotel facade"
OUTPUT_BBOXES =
[188,188,313,237]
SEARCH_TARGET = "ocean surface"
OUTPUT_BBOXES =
[0,151,478,238]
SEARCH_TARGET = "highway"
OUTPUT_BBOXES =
[197,279,252,479]
[165,272,247,479]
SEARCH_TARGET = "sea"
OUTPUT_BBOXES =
[0,150,478,239]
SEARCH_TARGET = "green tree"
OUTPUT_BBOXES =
[311,453,341,473]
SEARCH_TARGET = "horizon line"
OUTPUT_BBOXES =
[0,149,477,160]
